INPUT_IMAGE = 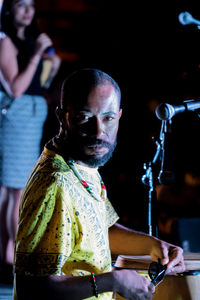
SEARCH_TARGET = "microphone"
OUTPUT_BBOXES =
[155,100,200,120]
[45,46,55,55]
[158,131,175,185]
[178,11,200,28]
[158,169,175,185]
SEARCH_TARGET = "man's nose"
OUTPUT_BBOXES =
[90,117,105,138]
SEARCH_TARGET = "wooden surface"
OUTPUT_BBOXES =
[115,253,200,300]
[114,252,200,271]
[116,275,200,300]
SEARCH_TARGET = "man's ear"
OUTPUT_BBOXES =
[56,106,70,132]
[119,108,122,119]
[56,106,68,124]
[55,106,62,123]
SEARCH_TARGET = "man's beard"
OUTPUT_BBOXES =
[67,136,117,168]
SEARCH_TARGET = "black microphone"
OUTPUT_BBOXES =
[44,46,55,55]
[155,100,200,120]
[158,132,175,185]
[158,169,175,185]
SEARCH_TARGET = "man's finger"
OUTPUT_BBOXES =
[167,247,184,269]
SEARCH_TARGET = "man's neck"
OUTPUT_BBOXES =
[50,136,94,168]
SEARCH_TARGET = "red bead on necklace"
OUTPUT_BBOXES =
[68,160,106,202]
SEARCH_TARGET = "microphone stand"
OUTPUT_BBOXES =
[141,120,167,236]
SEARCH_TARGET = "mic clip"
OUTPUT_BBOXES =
[142,162,153,189]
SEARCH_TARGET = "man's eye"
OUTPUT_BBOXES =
[104,115,114,121]
[76,115,90,123]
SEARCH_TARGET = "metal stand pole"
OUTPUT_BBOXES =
[141,121,165,236]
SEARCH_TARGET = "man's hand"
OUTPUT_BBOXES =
[149,238,185,274]
[113,269,155,300]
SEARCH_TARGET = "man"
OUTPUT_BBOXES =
[14,69,185,300]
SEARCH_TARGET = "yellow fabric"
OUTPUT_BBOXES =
[40,60,52,86]
[14,148,119,300]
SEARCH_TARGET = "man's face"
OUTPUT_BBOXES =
[62,84,122,167]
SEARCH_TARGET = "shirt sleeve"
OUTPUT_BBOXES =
[14,172,75,276]
[104,197,119,228]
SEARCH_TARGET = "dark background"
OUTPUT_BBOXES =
[35,1,200,245]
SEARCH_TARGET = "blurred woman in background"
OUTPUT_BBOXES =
[0,0,61,281]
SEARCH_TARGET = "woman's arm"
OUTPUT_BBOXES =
[0,33,52,98]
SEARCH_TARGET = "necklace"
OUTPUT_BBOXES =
[67,160,107,202]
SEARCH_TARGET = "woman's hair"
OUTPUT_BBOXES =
[61,68,121,111]
[0,0,40,40]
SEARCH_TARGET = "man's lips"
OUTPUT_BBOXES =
[86,144,109,154]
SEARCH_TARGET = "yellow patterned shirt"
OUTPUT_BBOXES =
[14,148,119,300]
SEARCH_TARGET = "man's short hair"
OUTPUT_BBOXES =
[60,68,121,111]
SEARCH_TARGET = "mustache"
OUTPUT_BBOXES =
[82,138,112,149]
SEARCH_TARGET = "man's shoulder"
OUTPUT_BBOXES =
[25,148,73,190]
[38,148,71,174]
